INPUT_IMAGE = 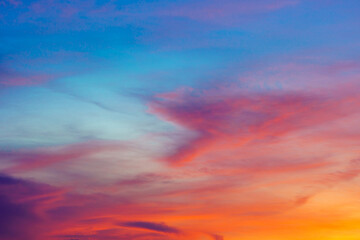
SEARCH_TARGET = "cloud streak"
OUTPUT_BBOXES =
[119,221,181,234]
[149,86,358,165]
[2,141,128,173]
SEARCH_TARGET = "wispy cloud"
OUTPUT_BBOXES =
[149,85,358,165]
[2,141,128,173]
[119,221,181,234]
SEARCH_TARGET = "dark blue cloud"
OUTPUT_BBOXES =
[0,174,22,185]
[0,174,58,240]
[0,195,39,240]
[119,221,181,234]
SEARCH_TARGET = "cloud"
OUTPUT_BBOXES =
[119,221,181,234]
[238,59,360,91]
[0,174,61,240]
[0,74,53,86]
[2,141,127,173]
[0,173,61,204]
[320,158,360,186]
[210,234,224,240]
[0,195,38,240]
[54,230,171,240]
[116,173,171,188]
[3,0,299,24]
[0,65,55,87]
[0,173,176,239]
[154,0,299,22]
[149,86,356,165]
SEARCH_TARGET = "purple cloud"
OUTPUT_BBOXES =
[119,221,181,234]
[0,174,59,240]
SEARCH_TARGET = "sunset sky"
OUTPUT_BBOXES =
[1,0,360,239]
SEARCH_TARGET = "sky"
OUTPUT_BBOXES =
[1,0,360,239]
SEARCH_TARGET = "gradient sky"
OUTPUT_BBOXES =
[1,0,360,239]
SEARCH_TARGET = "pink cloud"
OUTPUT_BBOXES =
[149,86,358,165]
[2,141,128,173]
[0,74,53,86]
[238,59,360,91]
[155,0,300,22]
